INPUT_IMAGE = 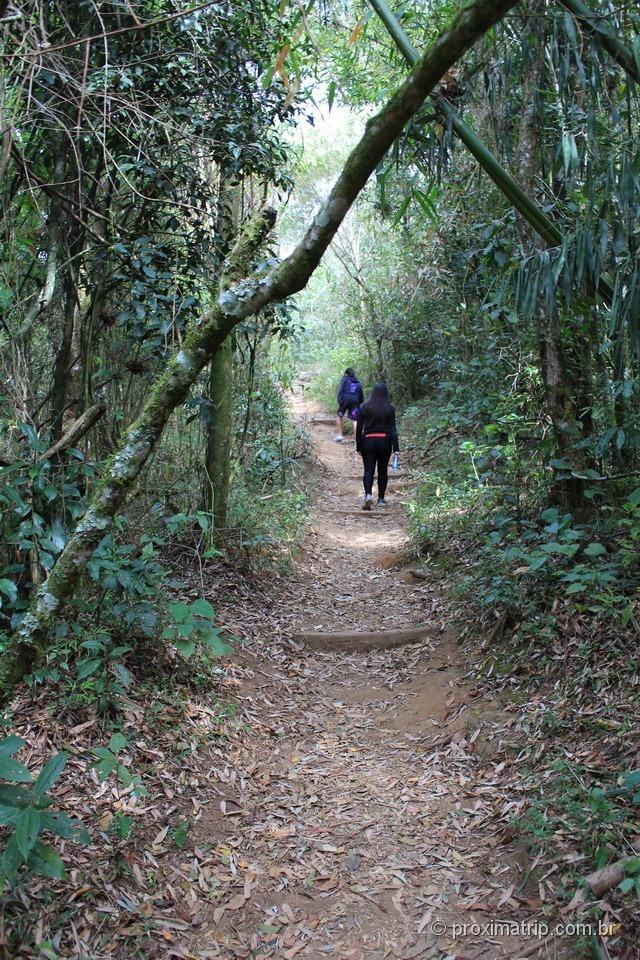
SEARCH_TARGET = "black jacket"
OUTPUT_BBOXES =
[356,402,399,452]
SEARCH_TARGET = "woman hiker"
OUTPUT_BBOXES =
[356,383,400,510]
[335,367,364,442]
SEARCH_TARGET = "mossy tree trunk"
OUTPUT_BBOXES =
[1,0,521,699]
[203,175,239,532]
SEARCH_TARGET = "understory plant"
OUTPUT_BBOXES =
[0,737,89,887]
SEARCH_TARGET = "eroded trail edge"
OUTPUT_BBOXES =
[188,396,547,960]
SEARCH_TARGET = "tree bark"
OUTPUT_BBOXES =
[204,335,233,532]
[1,0,521,698]
[49,174,86,442]
[514,2,590,503]
[39,403,106,462]
[203,174,239,528]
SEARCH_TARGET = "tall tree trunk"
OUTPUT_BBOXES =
[203,174,239,528]
[514,1,589,504]
[50,165,86,442]
[238,331,258,457]
[0,0,521,700]
[204,335,233,531]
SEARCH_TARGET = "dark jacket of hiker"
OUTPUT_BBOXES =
[356,396,399,453]
[337,372,363,409]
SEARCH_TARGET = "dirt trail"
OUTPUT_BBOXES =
[188,394,548,960]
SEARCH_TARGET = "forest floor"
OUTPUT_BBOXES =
[174,391,571,960]
[8,391,589,960]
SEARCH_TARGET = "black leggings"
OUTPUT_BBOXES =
[361,435,392,498]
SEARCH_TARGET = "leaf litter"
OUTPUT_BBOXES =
[4,399,635,958]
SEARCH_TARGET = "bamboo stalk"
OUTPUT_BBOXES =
[367,0,562,246]
[367,0,615,304]
[558,0,640,85]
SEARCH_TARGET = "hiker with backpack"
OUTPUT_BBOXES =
[335,367,364,443]
[355,383,400,509]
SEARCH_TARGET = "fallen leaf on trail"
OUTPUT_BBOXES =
[227,894,248,911]
[153,826,170,846]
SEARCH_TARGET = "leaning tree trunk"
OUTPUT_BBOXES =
[1,0,521,700]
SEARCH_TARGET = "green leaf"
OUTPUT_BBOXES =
[81,638,106,652]
[15,807,41,859]
[108,645,131,659]
[172,819,190,849]
[168,602,191,623]
[0,804,19,826]
[93,752,117,781]
[0,754,32,783]
[391,194,412,227]
[0,834,22,878]
[0,784,32,806]
[40,811,90,845]
[566,582,585,594]
[95,758,117,781]
[76,658,103,679]
[584,543,606,557]
[112,662,133,688]
[28,841,65,879]
[618,876,634,893]
[0,579,17,603]
[627,488,640,508]
[174,638,196,658]
[548,459,571,470]
[540,542,579,556]
[34,753,67,798]
[108,733,128,754]
[0,735,26,757]
[201,629,231,656]
[190,597,215,619]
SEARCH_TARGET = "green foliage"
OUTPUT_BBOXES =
[0,424,98,630]
[171,819,190,850]
[520,761,622,853]
[91,732,140,790]
[161,599,230,659]
[70,630,133,713]
[229,486,309,566]
[0,737,89,888]
[617,858,640,900]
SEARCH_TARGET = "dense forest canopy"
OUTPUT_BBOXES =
[1,0,640,956]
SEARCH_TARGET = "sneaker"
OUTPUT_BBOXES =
[377,498,388,507]
[335,434,343,443]
[363,494,373,510]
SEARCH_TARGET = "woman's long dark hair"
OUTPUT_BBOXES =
[363,383,392,418]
